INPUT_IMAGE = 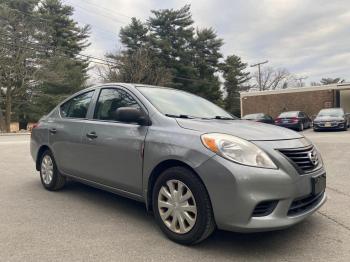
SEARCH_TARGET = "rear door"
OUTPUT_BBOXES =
[78,87,149,195]
[49,90,95,176]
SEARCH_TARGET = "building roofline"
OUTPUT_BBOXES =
[240,83,350,97]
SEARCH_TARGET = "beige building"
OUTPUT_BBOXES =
[240,83,350,118]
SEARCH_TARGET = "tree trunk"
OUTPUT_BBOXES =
[5,88,12,132]
[0,94,5,132]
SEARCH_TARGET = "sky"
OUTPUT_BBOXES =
[65,0,350,84]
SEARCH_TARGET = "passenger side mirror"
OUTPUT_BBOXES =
[114,107,151,125]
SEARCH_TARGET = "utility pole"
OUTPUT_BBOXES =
[295,76,308,87]
[250,60,268,91]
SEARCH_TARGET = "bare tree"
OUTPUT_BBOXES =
[0,2,41,132]
[251,67,294,91]
[98,48,172,86]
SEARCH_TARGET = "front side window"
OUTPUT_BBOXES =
[60,91,94,119]
[94,88,141,121]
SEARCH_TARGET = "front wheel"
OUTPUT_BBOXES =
[40,150,66,191]
[152,167,215,245]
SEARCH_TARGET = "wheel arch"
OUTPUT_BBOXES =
[145,159,210,212]
[36,145,51,171]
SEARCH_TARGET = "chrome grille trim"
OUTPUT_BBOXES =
[278,145,320,174]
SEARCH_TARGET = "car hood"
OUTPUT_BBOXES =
[314,116,344,121]
[176,119,303,141]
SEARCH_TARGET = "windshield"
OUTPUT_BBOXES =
[278,111,298,118]
[317,108,344,117]
[137,86,235,119]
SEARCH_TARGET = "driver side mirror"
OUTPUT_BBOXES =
[114,107,151,126]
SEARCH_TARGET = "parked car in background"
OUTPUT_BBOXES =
[275,111,312,131]
[242,113,274,124]
[30,84,326,245]
[313,108,349,131]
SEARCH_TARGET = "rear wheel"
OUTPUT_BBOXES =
[40,150,66,191]
[152,166,215,245]
[298,122,304,131]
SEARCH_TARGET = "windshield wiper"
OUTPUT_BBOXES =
[213,116,236,120]
[165,114,235,120]
[165,114,194,119]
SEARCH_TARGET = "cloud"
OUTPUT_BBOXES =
[66,0,350,83]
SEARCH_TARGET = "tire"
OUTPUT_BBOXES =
[39,150,66,191]
[152,166,215,245]
[298,123,304,131]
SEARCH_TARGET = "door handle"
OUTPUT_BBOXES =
[86,132,98,139]
[49,128,57,134]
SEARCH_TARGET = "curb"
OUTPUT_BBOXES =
[0,132,31,136]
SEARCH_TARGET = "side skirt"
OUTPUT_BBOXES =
[62,172,145,203]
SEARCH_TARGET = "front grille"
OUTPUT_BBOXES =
[252,201,278,217]
[279,145,319,174]
[288,192,324,216]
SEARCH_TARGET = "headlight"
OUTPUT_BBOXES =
[201,133,277,169]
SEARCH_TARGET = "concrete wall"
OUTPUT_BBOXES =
[340,90,350,114]
[241,89,335,118]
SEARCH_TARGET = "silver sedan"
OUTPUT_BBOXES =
[31,83,326,244]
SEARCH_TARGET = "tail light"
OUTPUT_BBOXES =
[291,117,299,123]
[275,118,281,124]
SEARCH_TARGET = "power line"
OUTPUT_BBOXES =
[72,3,129,25]
[0,2,123,39]
[0,38,210,83]
[0,32,116,65]
[0,39,112,66]
[0,4,223,84]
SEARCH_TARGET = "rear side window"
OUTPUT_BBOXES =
[60,91,94,119]
[94,88,141,121]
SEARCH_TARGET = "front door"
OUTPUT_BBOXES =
[79,88,148,195]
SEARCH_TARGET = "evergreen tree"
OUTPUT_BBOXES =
[320,78,345,85]
[221,55,251,116]
[148,5,197,90]
[29,0,90,119]
[191,28,223,102]
[119,17,149,54]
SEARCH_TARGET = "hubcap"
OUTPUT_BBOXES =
[41,155,54,185]
[158,179,197,234]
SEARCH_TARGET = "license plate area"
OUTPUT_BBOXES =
[312,173,326,195]
[324,122,331,127]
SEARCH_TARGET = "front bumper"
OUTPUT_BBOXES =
[314,122,345,130]
[195,139,326,232]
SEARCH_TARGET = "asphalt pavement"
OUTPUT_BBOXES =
[0,130,349,262]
